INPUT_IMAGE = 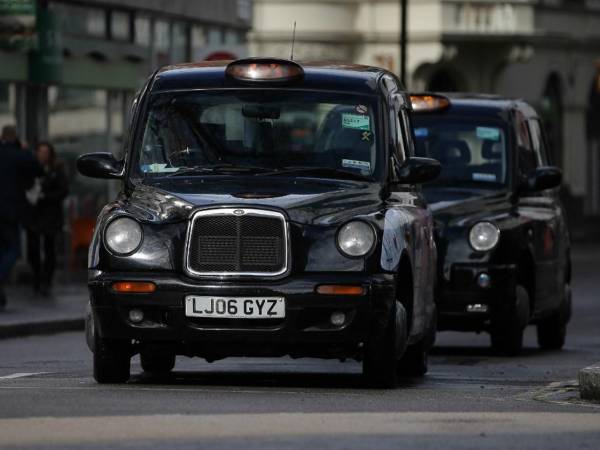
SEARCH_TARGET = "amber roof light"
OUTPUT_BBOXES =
[226,58,304,84]
[410,94,451,112]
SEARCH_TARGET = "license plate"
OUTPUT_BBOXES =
[185,296,285,319]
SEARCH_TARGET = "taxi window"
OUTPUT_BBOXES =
[515,111,536,175]
[528,119,549,166]
[137,90,382,179]
[413,116,508,187]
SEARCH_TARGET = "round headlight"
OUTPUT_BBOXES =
[469,221,500,252]
[104,217,143,255]
[337,221,376,257]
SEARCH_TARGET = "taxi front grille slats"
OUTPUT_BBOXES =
[187,210,287,276]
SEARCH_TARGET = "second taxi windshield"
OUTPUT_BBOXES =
[135,90,382,181]
[413,116,509,188]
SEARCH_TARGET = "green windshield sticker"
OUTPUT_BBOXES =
[476,127,500,141]
[342,113,370,131]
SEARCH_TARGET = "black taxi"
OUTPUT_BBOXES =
[411,93,571,355]
[77,58,441,387]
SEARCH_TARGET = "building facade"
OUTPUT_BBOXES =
[0,0,252,273]
[250,0,600,220]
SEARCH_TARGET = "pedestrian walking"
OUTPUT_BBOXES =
[0,125,41,310]
[25,142,69,296]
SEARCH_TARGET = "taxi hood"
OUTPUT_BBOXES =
[117,178,384,226]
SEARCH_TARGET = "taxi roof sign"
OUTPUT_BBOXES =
[226,58,304,84]
[410,94,450,112]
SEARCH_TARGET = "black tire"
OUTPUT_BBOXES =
[398,307,436,377]
[490,284,530,356]
[141,353,176,374]
[93,339,131,384]
[537,283,570,350]
[362,301,407,388]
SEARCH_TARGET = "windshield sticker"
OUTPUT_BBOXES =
[342,113,370,131]
[356,105,368,114]
[476,127,501,141]
[414,127,429,138]
[141,163,179,173]
[342,159,371,172]
[472,172,497,182]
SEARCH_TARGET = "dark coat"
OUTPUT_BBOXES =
[0,142,41,224]
[28,163,69,233]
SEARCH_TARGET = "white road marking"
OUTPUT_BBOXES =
[0,412,599,446]
[0,372,47,380]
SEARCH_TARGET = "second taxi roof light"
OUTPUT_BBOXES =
[226,58,305,84]
[410,93,451,112]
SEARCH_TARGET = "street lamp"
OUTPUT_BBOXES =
[400,0,407,87]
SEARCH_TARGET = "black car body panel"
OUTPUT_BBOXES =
[413,94,570,334]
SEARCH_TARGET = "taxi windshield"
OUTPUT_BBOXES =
[413,116,509,188]
[135,90,382,181]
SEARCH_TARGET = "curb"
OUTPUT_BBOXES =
[579,363,600,401]
[0,318,85,340]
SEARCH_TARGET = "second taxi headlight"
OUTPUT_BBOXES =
[104,217,143,255]
[469,221,500,252]
[337,221,376,257]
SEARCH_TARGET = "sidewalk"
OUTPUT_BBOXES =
[0,284,87,339]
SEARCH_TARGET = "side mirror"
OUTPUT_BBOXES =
[394,157,441,185]
[523,166,562,192]
[77,153,123,179]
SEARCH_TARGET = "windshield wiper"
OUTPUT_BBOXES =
[262,166,372,182]
[165,164,271,177]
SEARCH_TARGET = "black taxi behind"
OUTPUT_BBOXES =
[411,93,571,355]
[77,58,441,387]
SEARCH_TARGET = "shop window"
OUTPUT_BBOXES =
[52,3,107,38]
[134,15,150,47]
[207,27,222,45]
[0,83,16,132]
[172,22,189,63]
[191,25,206,61]
[224,29,239,45]
[154,20,171,67]
[110,10,131,41]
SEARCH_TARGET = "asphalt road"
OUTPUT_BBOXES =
[1,245,599,449]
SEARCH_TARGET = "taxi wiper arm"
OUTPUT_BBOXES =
[264,166,372,182]
[166,164,271,177]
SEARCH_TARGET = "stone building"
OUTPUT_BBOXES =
[250,0,600,220]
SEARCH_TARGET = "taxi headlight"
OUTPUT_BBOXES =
[337,221,376,257]
[104,217,143,255]
[469,221,500,252]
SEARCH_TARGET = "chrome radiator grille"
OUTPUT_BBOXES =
[186,209,287,276]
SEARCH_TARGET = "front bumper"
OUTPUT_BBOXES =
[436,263,517,331]
[89,272,396,359]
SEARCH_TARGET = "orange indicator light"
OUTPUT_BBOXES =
[112,281,156,293]
[316,285,365,296]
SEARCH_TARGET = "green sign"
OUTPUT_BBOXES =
[0,0,35,15]
[0,0,35,49]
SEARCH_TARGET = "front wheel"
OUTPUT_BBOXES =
[362,301,407,388]
[398,305,436,377]
[490,284,530,356]
[93,338,131,384]
[537,283,570,350]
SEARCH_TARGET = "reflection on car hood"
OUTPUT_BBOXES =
[423,186,507,228]
[118,177,385,225]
